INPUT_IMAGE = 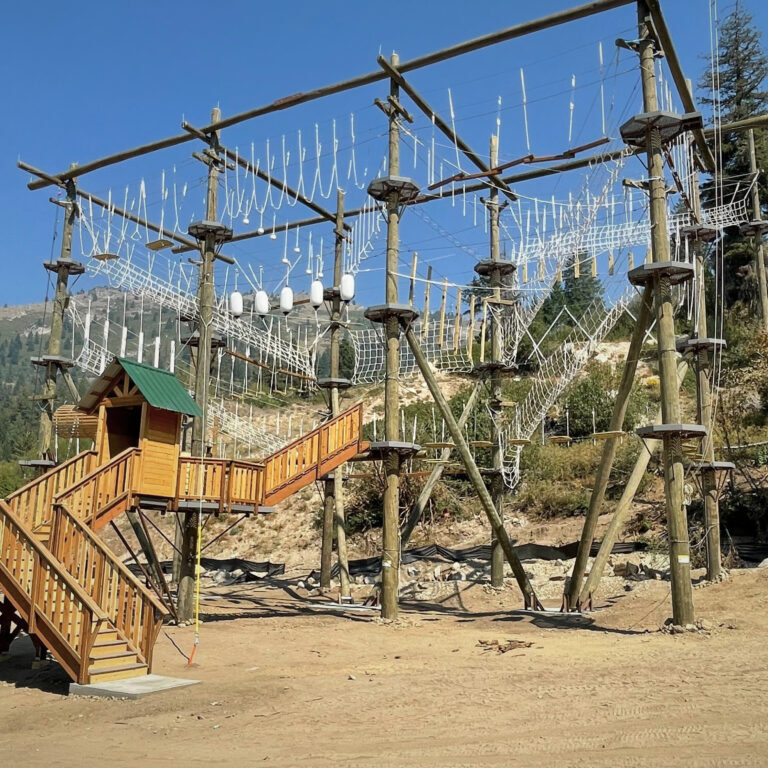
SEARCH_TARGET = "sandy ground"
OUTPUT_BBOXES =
[1,569,767,768]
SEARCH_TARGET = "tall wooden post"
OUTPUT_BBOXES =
[488,134,505,587]
[38,168,79,462]
[320,189,350,596]
[748,129,768,331]
[566,285,653,608]
[381,53,403,620]
[688,137,722,581]
[638,0,695,625]
[178,107,221,622]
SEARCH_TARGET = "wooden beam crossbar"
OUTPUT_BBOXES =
[21,0,634,190]
[377,55,518,202]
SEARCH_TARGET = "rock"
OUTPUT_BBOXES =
[364,575,376,585]
[433,565,442,580]
[296,580,306,590]
[451,562,462,572]
[641,564,667,580]
[684,623,697,633]
[348,674,356,681]
[406,566,418,577]
[307,575,317,587]
[757,558,768,569]
[697,618,713,631]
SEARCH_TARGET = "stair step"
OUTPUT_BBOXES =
[90,643,133,658]
[89,651,137,669]
[88,662,148,683]
[92,638,126,649]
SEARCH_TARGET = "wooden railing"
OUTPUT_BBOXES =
[318,403,365,477]
[176,457,229,513]
[55,448,141,531]
[262,403,365,505]
[174,403,365,510]
[50,503,168,667]
[0,500,107,684]
[227,460,265,508]
[6,450,96,529]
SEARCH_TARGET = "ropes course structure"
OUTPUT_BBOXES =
[17,0,756,627]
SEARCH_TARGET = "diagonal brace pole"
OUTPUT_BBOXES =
[402,321,542,609]
[400,379,483,546]
[565,284,653,609]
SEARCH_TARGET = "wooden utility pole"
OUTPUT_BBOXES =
[36,166,82,464]
[565,285,653,608]
[381,54,404,620]
[178,107,222,622]
[748,129,768,331]
[320,189,350,596]
[637,0,695,625]
[686,129,723,581]
[488,134,505,587]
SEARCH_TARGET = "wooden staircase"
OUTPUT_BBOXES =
[0,499,166,684]
[0,402,366,685]
[175,402,368,511]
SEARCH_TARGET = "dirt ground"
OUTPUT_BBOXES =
[1,569,767,768]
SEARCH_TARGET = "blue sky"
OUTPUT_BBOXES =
[2,0,767,309]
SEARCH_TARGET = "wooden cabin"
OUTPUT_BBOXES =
[77,357,202,501]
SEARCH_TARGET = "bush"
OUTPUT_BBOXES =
[563,361,650,438]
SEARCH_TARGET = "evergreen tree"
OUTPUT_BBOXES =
[561,265,603,317]
[699,2,768,309]
[699,3,768,196]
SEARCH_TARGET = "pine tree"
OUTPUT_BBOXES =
[698,3,768,310]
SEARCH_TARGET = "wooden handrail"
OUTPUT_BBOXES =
[0,500,109,620]
[55,447,141,528]
[53,502,169,617]
[6,450,96,505]
[6,450,97,528]
[0,499,112,683]
[55,447,139,502]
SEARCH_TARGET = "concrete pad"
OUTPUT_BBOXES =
[69,674,200,699]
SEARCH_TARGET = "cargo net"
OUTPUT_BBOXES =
[350,316,473,384]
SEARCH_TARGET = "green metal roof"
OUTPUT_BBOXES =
[79,357,203,417]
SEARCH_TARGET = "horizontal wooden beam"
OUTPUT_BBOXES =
[20,161,199,251]
[24,134,193,191]
[23,0,633,189]
[103,395,146,408]
[377,55,517,202]
[182,122,349,230]
[702,113,768,137]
